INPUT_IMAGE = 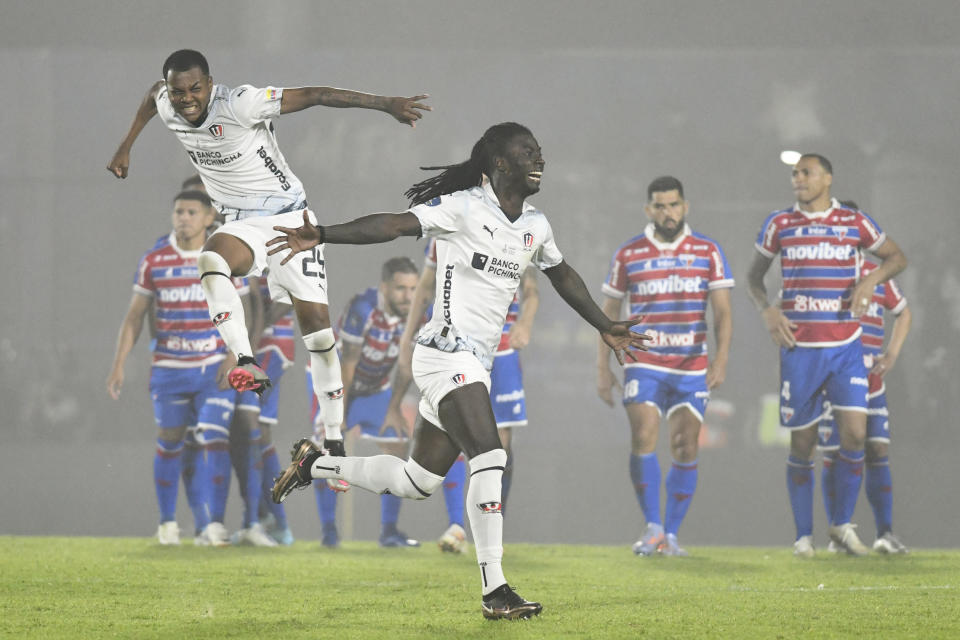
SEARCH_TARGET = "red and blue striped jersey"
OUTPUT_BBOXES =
[424,238,519,353]
[252,276,296,366]
[756,199,886,347]
[603,224,734,374]
[337,288,409,396]
[134,233,248,367]
[859,258,907,359]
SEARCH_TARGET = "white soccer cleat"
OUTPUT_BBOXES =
[235,522,279,547]
[197,522,231,547]
[660,533,689,557]
[873,532,909,554]
[793,535,815,558]
[156,521,181,546]
[829,523,870,556]
[632,523,665,556]
[826,539,841,554]
[438,523,467,554]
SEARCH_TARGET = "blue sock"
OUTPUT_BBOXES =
[203,440,232,523]
[787,456,814,538]
[381,494,402,533]
[181,436,209,533]
[242,428,263,527]
[443,456,466,527]
[260,444,288,529]
[629,453,662,525]
[314,482,338,525]
[821,452,837,526]
[154,438,182,523]
[664,459,698,536]
[866,456,893,536]
[501,452,514,513]
[833,448,865,525]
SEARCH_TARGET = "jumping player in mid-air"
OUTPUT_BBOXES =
[107,48,432,461]
[268,122,651,620]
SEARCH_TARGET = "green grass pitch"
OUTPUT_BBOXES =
[2,537,958,639]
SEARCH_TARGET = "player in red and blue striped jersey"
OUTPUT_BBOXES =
[308,257,424,547]
[107,191,251,546]
[747,155,907,557]
[819,250,912,554]
[598,176,734,557]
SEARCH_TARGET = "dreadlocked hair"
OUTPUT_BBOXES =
[404,122,533,206]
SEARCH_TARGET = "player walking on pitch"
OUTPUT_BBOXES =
[107,49,431,456]
[269,122,651,619]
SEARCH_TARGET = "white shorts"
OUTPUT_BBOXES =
[412,345,491,430]
[212,209,328,305]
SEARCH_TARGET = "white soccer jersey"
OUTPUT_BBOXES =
[156,83,306,217]
[410,182,563,369]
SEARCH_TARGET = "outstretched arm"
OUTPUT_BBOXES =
[267,210,422,264]
[107,81,163,178]
[544,260,650,364]
[280,88,431,127]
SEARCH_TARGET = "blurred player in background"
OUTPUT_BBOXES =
[269,122,650,620]
[819,201,912,554]
[747,156,907,557]
[106,190,251,546]
[107,49,432,469]
[309,257,425,548]
[597,176,733,557]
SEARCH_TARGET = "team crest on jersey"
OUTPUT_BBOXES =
[477,501,502,514]
[212,311,231,326]
[208,124,224,139]
[780,406,795,423]
[426,196,441,206]
[523,232,534,248]
[679,253,696,267]
[451,373,466,385]
[831,226,848,241]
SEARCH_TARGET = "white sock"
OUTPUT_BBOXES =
[311,455,442,499]
[303,328,344,440]
[198,251,253,358]
[467,449,508,595]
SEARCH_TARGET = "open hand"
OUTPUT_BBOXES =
[388,94,432,127]
[267,210,322,265]
[602,320,652,366]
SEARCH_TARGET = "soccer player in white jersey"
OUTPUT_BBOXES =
[267,122,651,620]
[747,155,907,557]
[598,176,733,557]
[107,49,431,459]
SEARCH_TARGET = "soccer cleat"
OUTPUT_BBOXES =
[234,522,279,547]
[228,356,272,396]
[323,439,351,492]
[156,521,181,546]
[270,527,295,546]
[826,540,841,554]
[793,535,815,558]
[321,523,340,548]
[873,532,909,554]
[380,529,421,548]
[481,584,542,620]
[829,523,870,556]
[632,522,665,556]
[660,533,689,557]
[438,523,468,554]
[271,438,323,504]
[197,522,231,547]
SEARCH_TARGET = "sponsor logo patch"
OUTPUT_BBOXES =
[471,252,489,270]
[212,311,231,326]
[523,231,534,248]
[477,501,502,514]
[326,388,344,400]
[452,373,466,385]
[208,123,224,139]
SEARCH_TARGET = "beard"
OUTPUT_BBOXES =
[654,219,685,241]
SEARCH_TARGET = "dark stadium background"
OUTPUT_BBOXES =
[1,0,957,548]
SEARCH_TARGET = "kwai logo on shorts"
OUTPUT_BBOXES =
[477,501,502,514]
[212,311,231,326]
[451,373,466,385]
[208,123,224,139]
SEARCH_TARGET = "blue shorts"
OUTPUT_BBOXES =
[779,340,869,429]
[237,351,288,424]
[149,364,237,441]
[490,350,527,428]
[622,366,709,421]
[818,376,890,449]
[307,369,404,442]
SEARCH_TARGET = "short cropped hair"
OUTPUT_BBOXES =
[163,50,209,78]
[799,153,833,175]
[647,176,684,201]
[381,256,418,282]
[181,174,204,190]
[173,190,212,208]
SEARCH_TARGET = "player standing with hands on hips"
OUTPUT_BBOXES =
[268,122,652,620]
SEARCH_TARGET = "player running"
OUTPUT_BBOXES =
[107,48,431,461]
[106,190,250,546]
[746,155,907,557]
[597,176,733,557]
[819,245,912,554]
[268,122,651,620]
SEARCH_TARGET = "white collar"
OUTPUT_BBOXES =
[481,180,536,218]
[795,197,840,220]
[644,222,691,251]
[168,232,202,258]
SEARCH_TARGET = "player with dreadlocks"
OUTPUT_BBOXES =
[267,122,651,620]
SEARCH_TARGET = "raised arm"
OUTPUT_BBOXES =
[849,238,908,317]
[544,260,650,365]
[106,292,152,399]
[107,81,163,179]
[705,288,733,389]
[746,250,797,348]
[280,88,431,126]
[267,210,422,264]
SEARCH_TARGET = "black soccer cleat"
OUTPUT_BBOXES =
[323,438,346,457]
[271,438,322,504]
[481,584,542,621]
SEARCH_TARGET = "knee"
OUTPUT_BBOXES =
[789,429,817,460]
[866,441,888,460]
[198,251,231,277]
[303,328,336,354]
[401,459,444,500]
